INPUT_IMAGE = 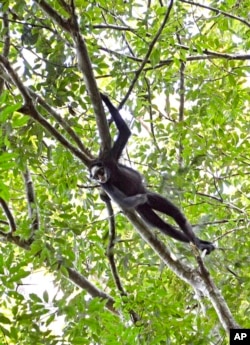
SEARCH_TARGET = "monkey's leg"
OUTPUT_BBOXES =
[146,192,215,254]
[136,203,191,243]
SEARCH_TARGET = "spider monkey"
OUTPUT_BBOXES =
[90,93,215,255]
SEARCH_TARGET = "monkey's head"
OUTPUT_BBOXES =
[90,163,110,184]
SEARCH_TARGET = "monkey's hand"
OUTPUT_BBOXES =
[117,193,148,209]
[134,193,148,205]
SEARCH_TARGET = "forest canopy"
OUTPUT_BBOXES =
[0,0,250,344]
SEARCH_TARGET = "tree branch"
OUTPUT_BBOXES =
[0,65,92,159]
[177,33,186,168]
[119,0,174,108]
[34,0,111,155]
[196,191,245,214]
[67,267,119,316]
[34,0,71,32]
[180,0,250,28]
[27,88,93,158]
[176,44,250,60]
[0,198,119,316]
[145,77,160,151]
[0,230,32,250]
[0,55,91,166]
[23,167,40,236]
[0,12,10,94]
[196,251,241,331]
[123,209,240,332]
[100,45,250,65]
[101,193,140,323]
[0,197,16,233]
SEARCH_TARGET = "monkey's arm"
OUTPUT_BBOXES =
[102,184,147,209]
[100,93,131,161]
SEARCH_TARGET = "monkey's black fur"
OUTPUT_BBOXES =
[90,94,215,255]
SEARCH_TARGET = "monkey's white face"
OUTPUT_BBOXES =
[90,165,109,183]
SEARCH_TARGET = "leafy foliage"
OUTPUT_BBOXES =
[0,0,250,343]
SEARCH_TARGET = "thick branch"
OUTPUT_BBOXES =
[0,231,31,249]
[0,12,10,94]
[34,0,71,32]
[34,0,111,155]
[124,209,240,332]
[196,253,241,331]
[67,267,119,316]
[73,31,111,154]
[0,66,91,159]
[0,198,16,233]
[0,55,91,166]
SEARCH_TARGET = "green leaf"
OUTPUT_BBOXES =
[0,314,11,324]
[0,104,21,121]
[12,113,29,127]
[43,290,49,303]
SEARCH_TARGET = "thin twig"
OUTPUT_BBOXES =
[119,0,174,108]
[27,87,92,158]
[100,45,250,65]
[101,193,140,323]
[180,0,250,28]
[145,78,160,151]
[196,191,244,214]
[177,32,186,168]
[23,167,40,236]
[176,44,250,60]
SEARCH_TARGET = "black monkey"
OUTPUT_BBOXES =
[90,94,215,254]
